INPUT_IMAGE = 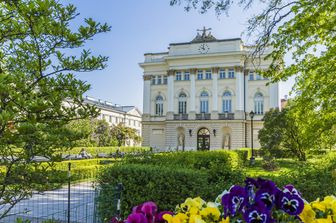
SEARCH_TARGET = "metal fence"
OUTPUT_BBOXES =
[0,163,104,223]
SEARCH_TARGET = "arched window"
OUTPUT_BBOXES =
[254,92,264,115]
[178,92,187,114]
[200,91,209,113]
[222,91,232,113]
[155,95,164,116]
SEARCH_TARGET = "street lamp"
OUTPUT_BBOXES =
[249,111,255,165]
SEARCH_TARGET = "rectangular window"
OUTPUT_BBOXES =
[109,115,112,122]
[228,69,235,78]
[178,101,187,114]
[219,69,226,79]
[256,73,261,80]
[184,72,190,80]
[205,70,212,79]
[223,100,232,113]
[151,77,156,85]
[255,101,264,115]
[176,72,182,81]
[249,72,254,80]
[200,101,209,113]
[197,70,203,80]
[163,76,167,84]
[156,104,163,116]
[157,76,162,84]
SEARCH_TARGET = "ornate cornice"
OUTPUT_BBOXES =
[190,68,197,74]
[143,75,152,81]
[234,66,244,72]
[212,67,220,73]
[167,70,175,76]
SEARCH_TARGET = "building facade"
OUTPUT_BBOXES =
[84,96,142,146]
[140,29,279,151]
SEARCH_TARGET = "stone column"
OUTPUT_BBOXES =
[235,66,244,119]
[189,69,196,120]
[244,70,249,113]
[167,70,175,120]
[269,82,279,109]
[143,75,151,121]
[211,67,219,119]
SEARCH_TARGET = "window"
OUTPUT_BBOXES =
[128,119,131,125]
[205,70,212,79]
[176,72,182,81]
[109,115,113,122]
[222,91,232,113]
[157,76,162,84]
[200,91,209,113]
[228,69,235,78]
[219,69,226,79]
[254,92,264,115]
[249,72,254,80]
[155,95,164,116]
[151,76,156,85]
[178,92,187,114]
[197,70,203,80]
[256,73,262,80]
[163,76,168,84]
[184,72,190,80]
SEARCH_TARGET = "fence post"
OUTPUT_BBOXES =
[68,162,71,223]
[116,183,124,220]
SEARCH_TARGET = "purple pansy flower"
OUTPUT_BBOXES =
[277,192,304,215]
[282,185,301,197]
[126,213,148,223]
[255,180,280,210]
[243,201,272,223]
[155,211,173,223]
[222,185,247,217]
[141,202,158,223]
[132,204,143,214]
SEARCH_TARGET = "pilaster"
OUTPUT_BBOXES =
[189,69,196,119]
[143,75,151,115]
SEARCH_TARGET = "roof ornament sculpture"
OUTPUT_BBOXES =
[191,26,217,43]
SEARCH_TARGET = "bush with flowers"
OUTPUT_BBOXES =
[117,177,336,223]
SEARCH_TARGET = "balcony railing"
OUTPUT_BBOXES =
[218,113,235,120]
[196,113,211,120]
[174,114,188,120]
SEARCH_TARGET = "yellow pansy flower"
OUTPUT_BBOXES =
[219,217,230,223]
[189,207,199,216]
[200,207,221,221]
[299,204,316,223]
[163,213,188,223]
[315,215,333,223]
[189,214,205,223]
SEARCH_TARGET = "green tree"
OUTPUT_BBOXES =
[91,119,112,146]
[66,118,95,147]
[0,0,109,218]
[258,100,332,161]
[170,0,336,150]
[110,123,142,147]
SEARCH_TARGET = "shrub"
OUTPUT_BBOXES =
[97,164,208,220]
[123,150,241,170]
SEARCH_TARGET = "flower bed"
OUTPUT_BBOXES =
[118,177,335,223]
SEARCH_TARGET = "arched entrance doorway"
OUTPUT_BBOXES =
[197,128,210,150]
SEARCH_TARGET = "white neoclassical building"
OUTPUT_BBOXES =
[140,29,279,151]
[83,96,142,146]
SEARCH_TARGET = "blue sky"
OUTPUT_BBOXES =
[69,0,294,110]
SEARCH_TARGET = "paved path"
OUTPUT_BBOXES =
[0,182,97,223]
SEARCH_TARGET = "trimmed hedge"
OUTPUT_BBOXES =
[124,150,242,170]
[97,151,245,220]
[98,164,209,221]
